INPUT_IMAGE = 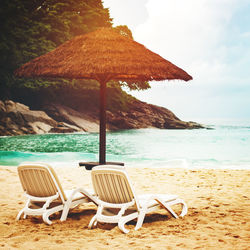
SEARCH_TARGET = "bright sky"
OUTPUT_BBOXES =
[103,0,250,123]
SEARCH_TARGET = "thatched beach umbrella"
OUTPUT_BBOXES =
[15,27,192,166]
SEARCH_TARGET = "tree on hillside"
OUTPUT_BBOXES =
[0,0,112,98]
[0,0,150,101]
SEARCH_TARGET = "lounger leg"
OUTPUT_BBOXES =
[159,198,188,218]
[179,200,188,217]
[89,205,106,229]
[43,209,56,225]
[16,209,25,221]
[60,202,70,222]
[166,198,188,218]
[43,205,64,225]
[88,215,97,229]
[43,212,53,225]
[135,210,146,231]
[118,212,138,234]
[118,219,130,234]
[16,198,31,221]
[165,205,178,219]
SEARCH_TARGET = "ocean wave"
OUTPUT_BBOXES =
[0,151,98,166]
[1,125,250,169]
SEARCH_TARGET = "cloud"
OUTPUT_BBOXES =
[103,0,250,120]
[135,0,238,66]
[241,32,250,38]
[130,0,250,120]
[103,0,149,30]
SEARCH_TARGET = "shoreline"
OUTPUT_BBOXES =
[1,165,249,249]
[1,161,250,170]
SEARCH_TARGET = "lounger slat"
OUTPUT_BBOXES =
[33,170,46,196]
[111,174,122,204]
[92,170,134,204]
[117,174,132,203]
[21,168,57,198]
[24,170,37,195]
[116,175,126,203]
[109,175,116,202]
[98,175,109,202]
[35,171,45,196]
[121,176,133,202]
[107,174,119,203]
[102,174,113,202]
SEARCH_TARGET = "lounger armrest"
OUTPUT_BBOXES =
[21,192,60,216]
[95,199,135,209]
[25,192,60,202]
[95,200,136,224]
[139,194,178,203]
[66,187,98,205]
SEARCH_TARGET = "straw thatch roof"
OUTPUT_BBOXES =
[15,28,192,82]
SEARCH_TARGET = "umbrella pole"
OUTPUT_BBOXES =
[99,80,107,164]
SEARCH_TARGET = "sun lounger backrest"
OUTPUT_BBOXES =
[18,163,67,202]
[91,166,139,209]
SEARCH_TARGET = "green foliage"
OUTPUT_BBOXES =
[0,0,150,110]
[13,79,135,114]
[119,80,151,91]
[107,85,136,112]
[0,0,112,98]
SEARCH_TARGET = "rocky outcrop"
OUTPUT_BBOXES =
[0,100,81,136]
[0,99,204,136]
[107,99,203,130]
[43,104,99,132]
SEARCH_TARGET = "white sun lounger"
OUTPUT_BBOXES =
[88,165,188,233]
[17,163,98,225]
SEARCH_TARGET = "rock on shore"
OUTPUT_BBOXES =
[0,99,204,136]
[107,99,203,130]
[0,100,81,136]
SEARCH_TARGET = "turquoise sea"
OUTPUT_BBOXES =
[0,121,250,169]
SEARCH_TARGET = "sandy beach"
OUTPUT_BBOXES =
[0,165,249,249]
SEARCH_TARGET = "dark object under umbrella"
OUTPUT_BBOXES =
[15,27,192,169]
